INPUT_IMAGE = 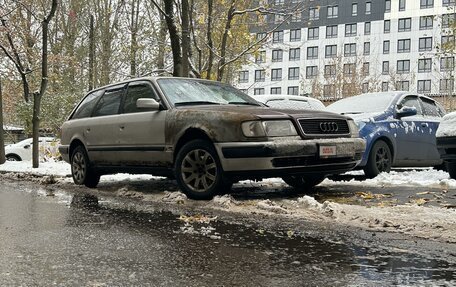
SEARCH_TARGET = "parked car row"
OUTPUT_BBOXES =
[436,111,456,180]
[56,77,454,199]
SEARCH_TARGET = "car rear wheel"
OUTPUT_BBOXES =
[364,140,392,178]
[6,154,21,161]
[447,162,456,180]
[175,139,230,200]
[282,175,325,190]
[71,145,100,188]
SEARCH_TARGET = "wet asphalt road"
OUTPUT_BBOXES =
[1,182,456,286]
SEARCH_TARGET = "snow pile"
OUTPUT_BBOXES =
[257,199,289,214]
[212,194,237,208]
[436,111,456,137]
[161,191,187,203]
[0,161,71,177]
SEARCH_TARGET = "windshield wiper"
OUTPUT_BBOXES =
[341,112,363,115]
[228,101,262,106]
[175,101,223,106]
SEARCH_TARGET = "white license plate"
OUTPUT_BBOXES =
[319,145,337,157]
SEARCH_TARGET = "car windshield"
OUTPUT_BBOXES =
[327,93,396,114]
[157,78,261,106]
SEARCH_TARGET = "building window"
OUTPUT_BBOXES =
[307,27,319,40]
[344,43,357,57]
[419,37,433,51]
[418,58,432,73]
[382,61,389,74]
[270,87,282,94]
[275,14,285,24]
[363,62,370,75]
[398,18,411,32]
[323,84,336,97]
[399,0,406,11]
[343,63,356,75]
[272,49,283,62]
[327,5,338,18]
[362,82,369,93]
[254,88,265,95]
[440,79,454,93]
[291,11,301,22]
[364,42,370,55]
[290,29,301,42]
[345,23,357,36]
[385,0,391,12]
[307,46,318,59]
[396,81,410,91]
[398,39,411,53]
[383,40,390,54]
[254,70,265,82]
[366,2,371,14]
[442,35,455,46]
[420,0,434,8]
[255,51,266,63]
[382,82,389,92]
[418,80,432,93]
[324,65,336,77]
[288,67,300,80]
[441,57,455,71]
[352,3,358,16]
[442,14,455,28]
[443,0,456,7]
[364,22,371,35]
[274,0,284,5]
[256,32,266,41]
[288,86,299,95]
[309,7,319,20]
[289,48,300,61]
[384,20,391,33]
[326,25,338,38]
[306,66,318,78]
[271,68,282,81]
[397,60,410,74]
[420,16,433,30]
[273,31,284,43]
[325,45,337,58]
[238,71,249,83]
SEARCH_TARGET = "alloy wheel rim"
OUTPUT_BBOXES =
[181,149,217,192]
[72,152,86,182]
[375,147,390,172]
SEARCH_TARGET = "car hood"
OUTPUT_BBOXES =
[177,105,349,120]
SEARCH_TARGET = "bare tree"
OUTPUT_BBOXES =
[0,76,5,164]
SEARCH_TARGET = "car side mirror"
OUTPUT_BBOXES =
[136,98,160,110]
[396,106,417,118]
[23,144,30,149]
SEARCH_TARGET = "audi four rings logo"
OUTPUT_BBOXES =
[319,122,339,132]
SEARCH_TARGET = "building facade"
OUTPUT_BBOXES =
[235,0,455,100]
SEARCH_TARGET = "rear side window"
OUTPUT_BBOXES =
[123,83,158,114]
[400,96,423,115]
[92,87,124,117]
[421,98,442,117]
[71,90,104,119]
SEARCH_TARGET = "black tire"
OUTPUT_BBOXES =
[175,139,230,200]
[70,145,100,188]
[282,175,325,190]
[364,140,392,178]
[447,162,456,180]
[6,154,21,161]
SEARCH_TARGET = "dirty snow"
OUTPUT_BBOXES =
[1,160,456,242]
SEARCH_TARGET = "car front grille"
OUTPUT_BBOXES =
[298,119,350,136]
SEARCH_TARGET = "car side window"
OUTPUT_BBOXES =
[421,98,441,117]
[71,90,104,119]
[92,87,124,117]
[400,96,423,115]
[123,83,159,114]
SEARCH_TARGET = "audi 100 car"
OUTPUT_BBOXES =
[436,111,456,180]
[327,92,445,178]
[59,77,365,199]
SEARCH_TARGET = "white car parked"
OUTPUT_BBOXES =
[436,111,456,179]
[5,137,59,161]
[252,94,326,111]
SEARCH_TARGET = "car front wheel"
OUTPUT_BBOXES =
[282,175,325,190]
[71,145,100,188]
[175,139,230,200]
[6,154,21,161]
[447,162,456,180]
[364,140,392,178]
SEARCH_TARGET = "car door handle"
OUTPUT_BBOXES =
[421,123,428,127]
[119,125,125,130]
[86,128,91,133]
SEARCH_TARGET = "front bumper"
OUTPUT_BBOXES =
[437,136,456,162]
[214,137,365,176]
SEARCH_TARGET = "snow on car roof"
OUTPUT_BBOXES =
[327,92,405,114]
[252,94,325,110]
[436,111,456,137]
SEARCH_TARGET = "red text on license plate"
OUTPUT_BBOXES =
[320,145,336,157]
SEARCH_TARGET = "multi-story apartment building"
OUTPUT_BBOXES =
[236,0,455,100]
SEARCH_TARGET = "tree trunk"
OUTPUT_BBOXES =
[89,14,95,90]
[217,0,236,82]
[0,77,5,164]
[163,0,182,76]
[205,0,214,80]
[181,0,190,77]
[130,0,140,77]
[156,0,166,71]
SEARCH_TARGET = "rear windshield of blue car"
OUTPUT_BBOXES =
[327,93,397,114]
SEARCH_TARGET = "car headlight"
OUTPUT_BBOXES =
[347,120,360,138]
[242,120,298,137]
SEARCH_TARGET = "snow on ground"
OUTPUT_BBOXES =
[1,160,456,242]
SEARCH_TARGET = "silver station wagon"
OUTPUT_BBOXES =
[59,77,365,199]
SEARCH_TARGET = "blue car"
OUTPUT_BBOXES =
[327,92,445,178]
